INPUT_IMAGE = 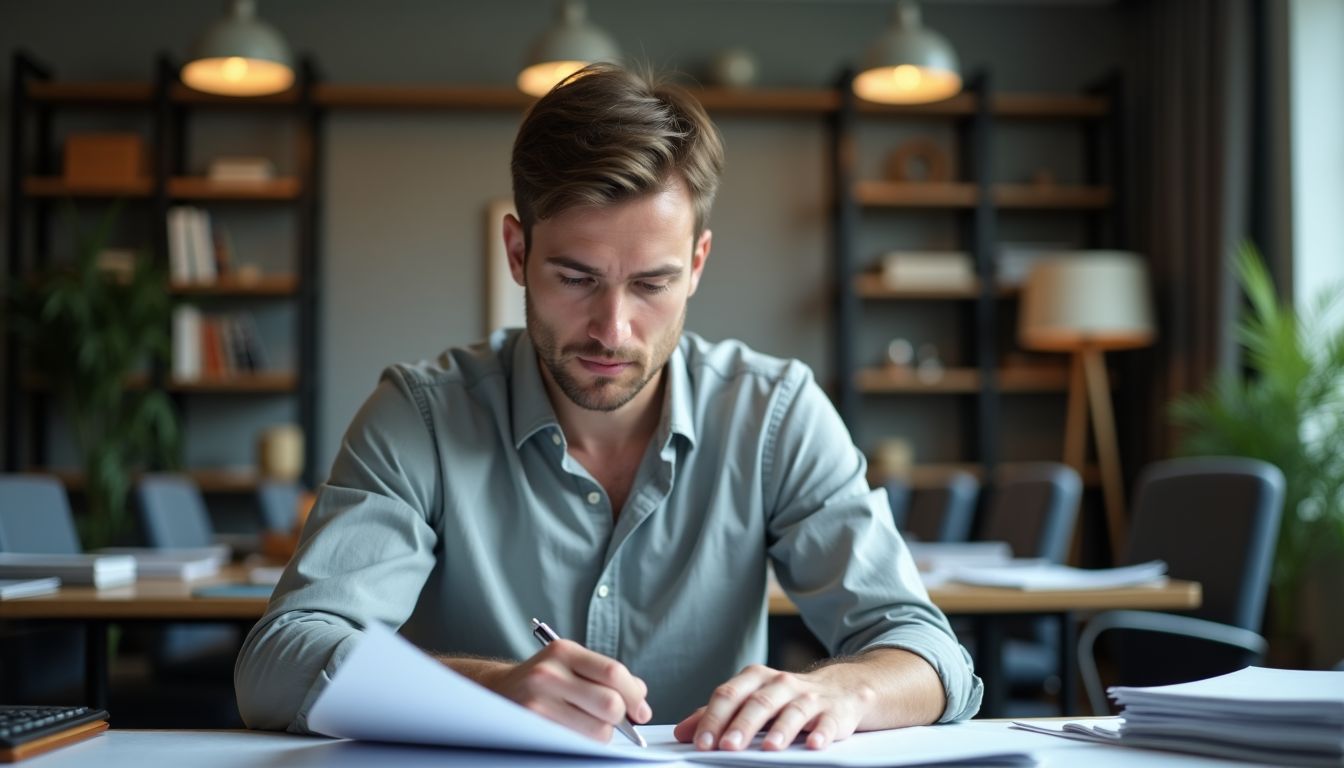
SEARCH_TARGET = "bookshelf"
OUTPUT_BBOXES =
[4,51,323,491]
[830,69,1126,497]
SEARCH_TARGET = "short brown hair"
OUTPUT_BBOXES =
[511,64,725,249]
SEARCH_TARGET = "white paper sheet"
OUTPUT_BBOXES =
[306,623,1053,766]
[947,560,1168,590]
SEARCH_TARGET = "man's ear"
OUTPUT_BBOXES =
[503,213,527,287]
[687,229,712,298]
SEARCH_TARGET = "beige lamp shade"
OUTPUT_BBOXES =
[1018,251,1156,351]
[181,0,294,97]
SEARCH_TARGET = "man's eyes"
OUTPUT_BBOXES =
[556,274,671,295]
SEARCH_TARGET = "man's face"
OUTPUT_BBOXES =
[503,177,712,412]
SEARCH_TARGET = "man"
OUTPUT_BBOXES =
[235,64,982,751]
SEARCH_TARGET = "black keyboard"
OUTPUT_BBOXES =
[0,706,109,749]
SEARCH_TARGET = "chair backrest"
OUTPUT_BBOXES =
[136,474,214,548]
[1125,457,1284,630]
[0,475,82,554]
[256,480,302,532]
[981,462,1082,561]
[902,471,979,542]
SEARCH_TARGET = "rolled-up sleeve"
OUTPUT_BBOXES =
[763,365,983,722]
[235,368,441,732]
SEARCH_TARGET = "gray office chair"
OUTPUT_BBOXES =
[897,470,979,542]
[978,463,1082,693]
[1078,457,1284,714]
[0,475,86,702]
[255,479,302,533]
[134,474,239,679]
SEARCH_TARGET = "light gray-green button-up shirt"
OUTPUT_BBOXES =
[235,330,982,732]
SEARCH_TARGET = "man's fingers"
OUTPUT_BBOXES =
[692,665,775,751]
[762,695,822,751]
[674,706,706,743]
[545,642,650,726]
[717,677,804,751]
[805,712,841,750]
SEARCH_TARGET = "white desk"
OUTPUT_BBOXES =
[26,722,1277,768]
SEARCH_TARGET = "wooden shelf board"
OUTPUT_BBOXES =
[169,275,299,297]
[856,366,1069,394]
[854,272,1018,300]
[902,462,1103,489]
[168,177,301,200]
[23,177,153,198]
[31,467,265,494]
[855,181,1112,210]
[27,80,1108,119]
[168,373,297,393]
[857,92,1109,119]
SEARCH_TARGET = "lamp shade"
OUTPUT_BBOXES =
[853,1,961,105]
[1018,252,1156,351]
[181,0,294,97]
[517,0,620,98]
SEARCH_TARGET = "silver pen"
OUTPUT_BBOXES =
[530,617,648,748]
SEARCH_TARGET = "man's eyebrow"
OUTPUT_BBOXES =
[545,256,684,280]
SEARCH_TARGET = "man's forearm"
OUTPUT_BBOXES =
[808,647,946,729]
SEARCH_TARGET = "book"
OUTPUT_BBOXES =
[0,577,61,600]
[172,304,202,380]
[0,553,136,589]
[882,251,975,289]
[208,156,276,183]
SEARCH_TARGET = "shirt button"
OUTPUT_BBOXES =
[551,433,562,446]
[597,584,610,598]
[586,491,601,505]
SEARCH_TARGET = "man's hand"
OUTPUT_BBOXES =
[672,648,944,751]
[448,640,651,743]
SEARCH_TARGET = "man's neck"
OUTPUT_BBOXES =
[541,362,665,458]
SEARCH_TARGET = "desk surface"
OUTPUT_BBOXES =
[24,723,1265,768]
[0,564,1201,621]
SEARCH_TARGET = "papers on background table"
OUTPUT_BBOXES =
[0,553,136,588]
[308,622,1058,766]
[98,546,229,581]
[945,560,1168,590]
[1015,666,1344,767]
[0,576,61,600]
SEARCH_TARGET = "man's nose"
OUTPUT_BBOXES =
[588,287,632,351]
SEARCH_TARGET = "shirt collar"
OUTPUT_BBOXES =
[509,331,699,451]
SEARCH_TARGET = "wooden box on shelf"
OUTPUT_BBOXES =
[63,133,148,186]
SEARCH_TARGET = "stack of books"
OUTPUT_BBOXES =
[1017,666,1344,767]
[168,206,229,284]
[0,553,136,589]
[97,546,229,581]
[172,306,269,381]
[0,577,61,600]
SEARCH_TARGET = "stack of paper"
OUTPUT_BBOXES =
[947,560,1167,590]
[0,577,61,600]
[1018,667,1344,767]
[0,553,136,588]
[98,546,229,581]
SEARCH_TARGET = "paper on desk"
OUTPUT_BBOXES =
[947,560,1168,590]
[306,623,1051,766]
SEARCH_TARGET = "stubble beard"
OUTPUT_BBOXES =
[526,288,683,413]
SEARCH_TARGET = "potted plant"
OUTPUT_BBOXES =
[1170,243,1344,663]
[8,205,179,549]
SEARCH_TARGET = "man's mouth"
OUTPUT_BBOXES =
[576,356,633,375]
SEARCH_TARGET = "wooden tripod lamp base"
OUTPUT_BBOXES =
[1017,252,1156,565]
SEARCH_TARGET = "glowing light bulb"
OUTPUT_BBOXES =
[891,65,922,91]
[222,57,249,82]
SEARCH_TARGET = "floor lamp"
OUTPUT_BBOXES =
[1018,252,1155,562]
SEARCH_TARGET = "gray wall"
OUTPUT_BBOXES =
[1,0,1130,480]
